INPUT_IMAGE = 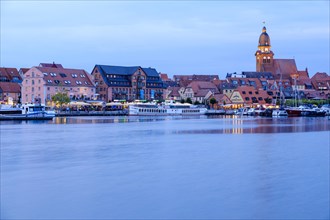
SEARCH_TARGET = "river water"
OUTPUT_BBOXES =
[1,116,329,219]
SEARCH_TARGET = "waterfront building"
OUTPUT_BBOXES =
[165,86,182,101]
[21,63,95,105]
[0,67,22,104]
[311,72,330,91]
[180,81,220,104]
[0,82,21,105]
[91,65,165,102]
[255,26,302,80]
[0,67,22,83]
[209,93,232,106]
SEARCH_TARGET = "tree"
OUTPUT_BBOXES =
[186,98,192,104]
[194,101,200,105]
[209,97,217,109]
[52,92,70,108]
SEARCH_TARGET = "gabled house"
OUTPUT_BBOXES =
[0,82,21,104]
[230,86,272,105]
[311,72,330,91]
[21,63,95,104]
[0,67,22,83]
[165,86,182,101]
[181,81,219,103]
[0,67,22,104]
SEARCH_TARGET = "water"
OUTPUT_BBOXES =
[1,116,329,219]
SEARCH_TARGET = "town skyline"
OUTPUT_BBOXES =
[1,1,329,77]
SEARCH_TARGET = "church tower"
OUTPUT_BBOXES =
[255,26,274,72]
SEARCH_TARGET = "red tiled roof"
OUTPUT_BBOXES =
[19,68,30,74]
[187,81,218,92]
[311,72,329,80]
[167,86,181,97]
[212,94,232,104]
[0,82,21,93]
[236,86,271,104]
[39,63,63,68]
[160,73,169,81]
[35,67,94,87]
[0,67,21,81]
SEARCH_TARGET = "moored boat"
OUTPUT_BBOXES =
[272,107,288,117]
[128,100,207,116]
[0,104,55,120]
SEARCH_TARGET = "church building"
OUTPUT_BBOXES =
[255,26,302,80]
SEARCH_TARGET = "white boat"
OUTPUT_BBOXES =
[272,108,288,117]
[128,100,207,116]
[0,104,55,120]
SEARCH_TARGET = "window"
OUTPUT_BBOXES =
[59,73,67,78]
[72,74,78,78]
[80,74,85,78]
[43,72,48,76]
[242,91,246,94]
[255,91,259,94]
[248,91,252,94]
[245,97,250,101]
[47,79,52,83]
[258,97,263,101]
[32,80,35,85]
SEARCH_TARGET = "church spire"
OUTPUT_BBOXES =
[255,26,274,72]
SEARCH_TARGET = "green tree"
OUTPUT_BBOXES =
[52,92,70,108]
[209,97,217,109]
[186,98,192,104]
[194,100,200,105]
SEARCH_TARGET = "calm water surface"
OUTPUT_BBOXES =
[1,116,329,219]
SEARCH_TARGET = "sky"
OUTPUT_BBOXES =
[1,1,329,78]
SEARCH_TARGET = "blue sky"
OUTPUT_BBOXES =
[1,1,329,78]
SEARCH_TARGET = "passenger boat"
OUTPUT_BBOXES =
[128,100,207,116]
[0,104,55,120]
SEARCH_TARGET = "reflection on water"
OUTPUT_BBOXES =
[177,117,330,134]
[1,116,329,134]
[1,115,329,219]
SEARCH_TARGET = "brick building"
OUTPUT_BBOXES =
[91,65,165,102]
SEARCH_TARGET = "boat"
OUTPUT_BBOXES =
[254,106,266,116]
[286,105,326,117]
[0,104,22,114]
[0,104,55,120]
[272,107,288,117]
[128,100,207,116]
[205,109,226,115]
[235,107,249,116]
